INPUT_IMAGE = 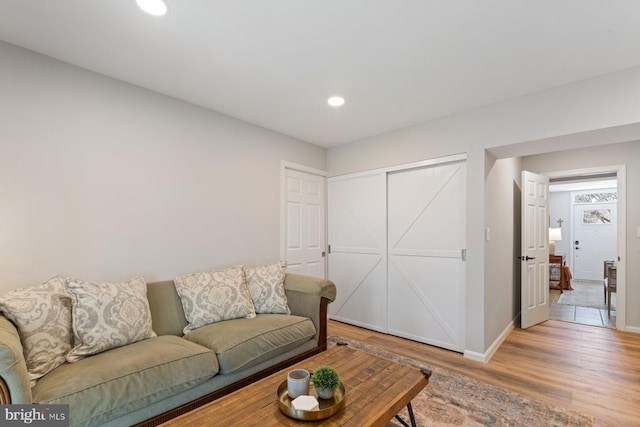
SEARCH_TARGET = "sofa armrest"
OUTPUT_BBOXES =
[0,315,32,404]
[284,274,336,349]
[283,274,336,302]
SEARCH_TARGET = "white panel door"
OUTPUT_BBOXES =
[520,171,549,329]
[284,169,325,278]
[387,162,466,352]
[327,173,387,332]
[573,201,617,281]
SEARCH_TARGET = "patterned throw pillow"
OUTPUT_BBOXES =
[174,266,256,334]
[0,276,73,387]
[245,261,290,314]
[65,276,156,362]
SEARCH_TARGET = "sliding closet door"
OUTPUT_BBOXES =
[327,173,387,332]
[387,161,466,352]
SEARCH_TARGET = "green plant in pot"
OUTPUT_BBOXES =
[311,366,340,399]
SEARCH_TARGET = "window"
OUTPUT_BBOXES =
[574,192,617,203]
[582,209,611,224]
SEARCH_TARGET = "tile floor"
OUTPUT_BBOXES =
[549,280,616,329]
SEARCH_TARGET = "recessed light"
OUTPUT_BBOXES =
[136,0,168,16]
[327,96,345,107]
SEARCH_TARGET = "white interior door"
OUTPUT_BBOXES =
[284,169,326,278]
[521,171,549,329]
[572,201,617,281]
[327,173,387,332]
[387,162,466,352]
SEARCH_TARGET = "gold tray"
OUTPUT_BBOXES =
[277,381,346,421]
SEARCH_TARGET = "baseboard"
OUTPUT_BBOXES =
[463,320,515,363]
[622,324,640,334]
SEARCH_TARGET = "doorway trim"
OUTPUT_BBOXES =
[280,161,328,277]
[545,164,627,331]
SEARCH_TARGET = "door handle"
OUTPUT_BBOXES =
[518,256,536,261]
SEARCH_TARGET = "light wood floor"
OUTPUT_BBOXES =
[328,319,640,427]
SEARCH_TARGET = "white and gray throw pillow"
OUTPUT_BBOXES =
[174,266,256,334]
[245,260,290,314]
[0,276,73,387]
[65,276,156,362]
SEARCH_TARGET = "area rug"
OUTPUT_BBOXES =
[327,336,594,427]
[557,280,615,310]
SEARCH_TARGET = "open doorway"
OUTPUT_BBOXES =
[548,174,618,329]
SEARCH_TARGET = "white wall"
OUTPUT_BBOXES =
[6,38,640,350]
[328,65,640,353]
[484,155,522,345]
[0,42,326,294]
[549,192,572,257]
[523,140,640,328]
[328,66,640,178]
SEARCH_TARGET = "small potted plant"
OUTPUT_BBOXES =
[311,365,340,399]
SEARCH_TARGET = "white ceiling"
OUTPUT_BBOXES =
[2,1,640,147]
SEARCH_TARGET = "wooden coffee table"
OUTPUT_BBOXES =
[161,343,430,426]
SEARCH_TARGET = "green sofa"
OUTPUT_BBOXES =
[0,273,336,427]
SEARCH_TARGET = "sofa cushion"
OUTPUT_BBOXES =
[32,335,218,427]
[183,314,316,374]
[0,276,73,387]
[65,276,157,362]
[245,261,290,314]
[174,266,256,334]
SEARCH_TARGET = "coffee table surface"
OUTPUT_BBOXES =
[161,344,429,426]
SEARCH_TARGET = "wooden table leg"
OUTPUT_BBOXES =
[564,264,573,290]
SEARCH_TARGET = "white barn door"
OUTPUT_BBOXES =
[327,155,467,351]
[327,173,387,332]
[284,168,326,278]
[387,162,466,352]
